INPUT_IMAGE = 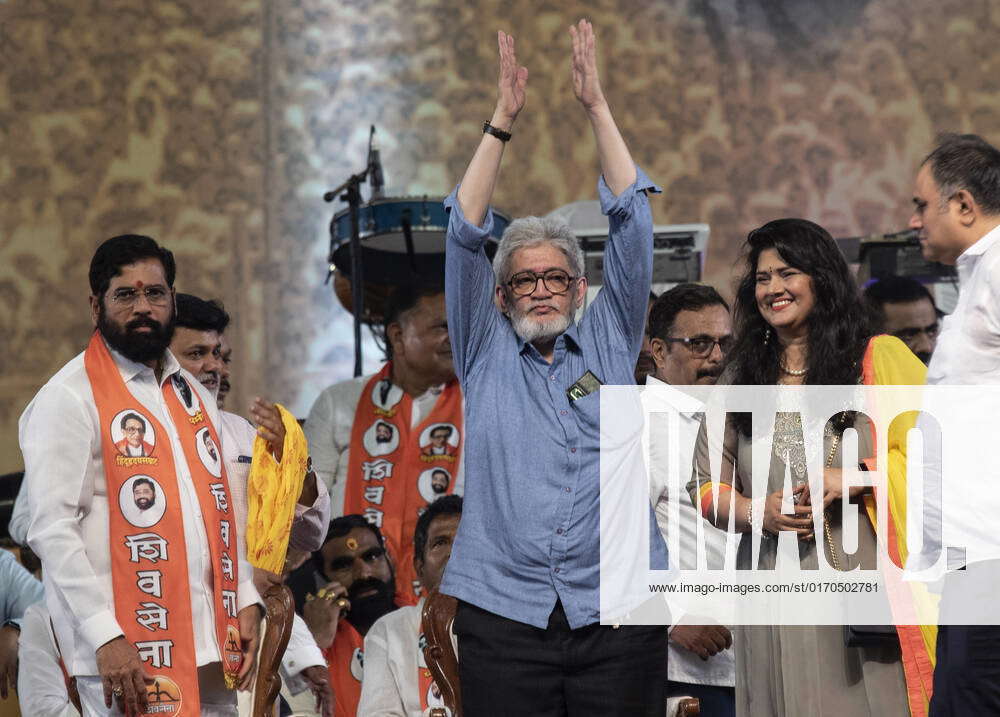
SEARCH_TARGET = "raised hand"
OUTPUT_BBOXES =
[303,582,351,649]
[250,397,286,462]
[494,30,528,128]
[570,19,606,112]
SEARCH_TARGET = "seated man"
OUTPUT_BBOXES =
[358,495,462,716]
[863,276,940,364]
[17,600,81,716]
[1,547,44,701]
[296,515,401,716]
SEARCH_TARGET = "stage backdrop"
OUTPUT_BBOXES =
[3,0,1000,473]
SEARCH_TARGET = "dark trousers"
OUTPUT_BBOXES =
[666,681,735,717]
[929,560,1000,716]
[930,625,1000,715]
[454,600,668,716]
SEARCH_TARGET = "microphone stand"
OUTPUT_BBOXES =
[324,165,371,378]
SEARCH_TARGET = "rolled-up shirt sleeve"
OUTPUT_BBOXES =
[589,166,661,357]
[289,477,330,552]
[23,384,124,653]
[444,189,503,383]
[0,548,44,627]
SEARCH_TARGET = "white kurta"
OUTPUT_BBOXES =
[20,346,259,675]
[303,375,463,515]
[643,375,736,688]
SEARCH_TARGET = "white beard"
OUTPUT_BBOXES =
[510,310,573,344]
[198,374,220,401]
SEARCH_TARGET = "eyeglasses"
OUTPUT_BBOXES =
[507,269,578,297]
[108,286,171,307]
[662,336,733,358]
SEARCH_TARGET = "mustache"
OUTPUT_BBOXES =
[696,367,723,380]
[125,316,163,332]
[347,577,391,602]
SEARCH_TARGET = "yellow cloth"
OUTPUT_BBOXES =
[247,404,309,573]
[863,335,937,716]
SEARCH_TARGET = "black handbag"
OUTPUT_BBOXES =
[843,624,898,648]
[822,435,898,650]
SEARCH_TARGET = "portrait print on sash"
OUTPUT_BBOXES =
[170,373,202,417]
[195,426,223,477]
[371,378,404,415]
[350,646,365,682]
[418,423,460,460]
[417,467,452,503]
[118,474,166,529]
[363,420,399,457]
[111,409,157,459]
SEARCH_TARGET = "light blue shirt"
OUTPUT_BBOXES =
[441,168,669,629]
[1,547,44,628]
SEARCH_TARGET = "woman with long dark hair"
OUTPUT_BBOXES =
[688,219,934,716]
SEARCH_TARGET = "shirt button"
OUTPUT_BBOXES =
[554,567,561,574]
[550,375,556,381]
[570,447,577,453]
[565,487,571,493]
[556,528,564,535]
[560,410,567,416]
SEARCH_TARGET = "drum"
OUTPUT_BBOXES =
[329,197,510,323]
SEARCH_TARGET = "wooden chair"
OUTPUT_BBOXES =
[420,589,460,717]
[667,696,701,716]
[251,583,295,717]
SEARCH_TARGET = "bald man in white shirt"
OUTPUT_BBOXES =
[908,133,1000,717]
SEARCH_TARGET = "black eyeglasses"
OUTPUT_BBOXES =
[662,336,733,358]
[506,269,578,297]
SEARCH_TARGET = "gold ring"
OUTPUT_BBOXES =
[316,588,329,599]
[335,597,349,610]
[113,686,124,697]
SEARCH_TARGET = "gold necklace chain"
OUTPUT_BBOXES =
[823,433,841,571]
[779,358,808,376]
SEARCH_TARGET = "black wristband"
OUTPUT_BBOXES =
[483,122,512,142]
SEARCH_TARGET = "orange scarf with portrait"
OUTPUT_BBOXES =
[323,619,364,717]
[345,363,462,604]
[85,332,242,715]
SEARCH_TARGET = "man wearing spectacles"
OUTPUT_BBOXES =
[18,235,263,716]
[643,283,736,717]
[863,276,941,365]
[648,284,732,387]
[442,20,669,717]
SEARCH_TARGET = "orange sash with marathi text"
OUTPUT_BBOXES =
[345,364,462,604]
[85,332,243,715]
[323,619,364,717]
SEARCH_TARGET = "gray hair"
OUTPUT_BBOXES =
[492,216,585,287]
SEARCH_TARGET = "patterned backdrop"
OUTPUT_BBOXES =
[3,0,1000,473]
